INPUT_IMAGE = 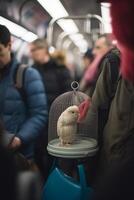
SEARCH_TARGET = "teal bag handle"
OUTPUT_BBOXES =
[78,164,87,188]
[78,164,93,200]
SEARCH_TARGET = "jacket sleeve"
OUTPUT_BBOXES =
[17,67,48,144]
[92,58,117,109]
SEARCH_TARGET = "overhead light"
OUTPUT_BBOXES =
[0,16,38,42]
[37,0,88,50]
[101,3,112,33]
[37,0,78,34]
[101,3,111,8]
[70,33,84,43]
[58,20,78,34]
[22,32,38,42]
[37,0,68,20]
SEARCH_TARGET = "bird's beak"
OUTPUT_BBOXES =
[77,99,91,123]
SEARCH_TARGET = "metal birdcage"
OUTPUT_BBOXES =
[47,82,98,159]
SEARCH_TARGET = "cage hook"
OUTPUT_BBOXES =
[71,81,79,92]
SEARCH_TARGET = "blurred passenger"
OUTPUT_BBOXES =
[30,39,72,180]
[80,34,114,97]
[93,34,113,57]
[85,0,134,196]
[30,39,72,110]
[83,48,94,71]
[92,0,134,171]
[76,48,94,83]
[65,52,78,79]
[51,50,67,67]
[0,25,48,169]
[80,48,120,185]
[90,49,120,174]
[52,50,81,80]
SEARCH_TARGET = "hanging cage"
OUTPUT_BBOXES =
[47,82,98,159]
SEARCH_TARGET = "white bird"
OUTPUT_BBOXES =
[57,105,80,146]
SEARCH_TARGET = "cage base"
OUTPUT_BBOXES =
[47,138,98,158]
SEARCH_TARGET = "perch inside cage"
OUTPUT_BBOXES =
[47,81,98,158]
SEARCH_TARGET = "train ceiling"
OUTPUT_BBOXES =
[0,0,101,49]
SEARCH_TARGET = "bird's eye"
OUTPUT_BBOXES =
[72,111,75,114]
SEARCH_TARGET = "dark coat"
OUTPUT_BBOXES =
[91,49,134,163]
[103,78,134,162]
[33,59,72,110]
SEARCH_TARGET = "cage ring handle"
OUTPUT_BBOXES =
[71,81,79,91]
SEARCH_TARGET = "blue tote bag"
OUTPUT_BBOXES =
[42,163,93,200]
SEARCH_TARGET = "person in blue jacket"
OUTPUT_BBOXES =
[0,25,48,162]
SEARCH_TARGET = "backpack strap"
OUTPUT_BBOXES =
[14,64,28,103]
[15,64,28,89]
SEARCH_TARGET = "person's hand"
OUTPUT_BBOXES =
[9,137,22,150]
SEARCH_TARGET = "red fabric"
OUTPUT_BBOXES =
[78,99,91,122]
[109,0,134,81]
[83,48,112,84]
[117,43,134,81]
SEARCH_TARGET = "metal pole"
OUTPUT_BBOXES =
[47,14,105,47]
[62,39,73,50]
[56,32,69,49]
